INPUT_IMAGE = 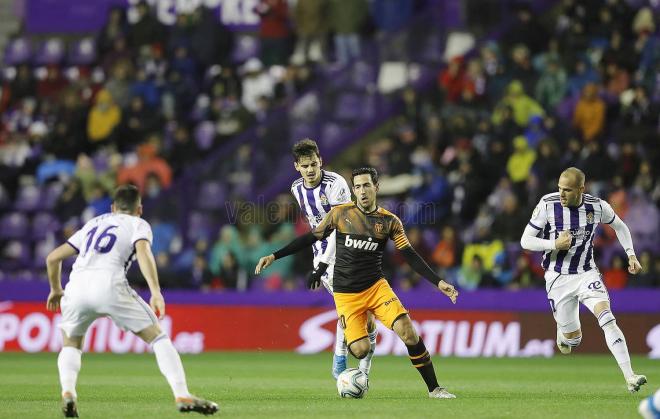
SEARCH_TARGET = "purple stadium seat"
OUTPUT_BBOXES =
[0,241,31,271]
[231,35,259,64]
[31,212,61,240]
[0,212,29,239]
[334,93,364,121]
[33,38,65,66]
[3,37,32,65]
[320,122,344,149]
[34,238,56,269]
[43,182,64,210]
[290,123,316,145]
[421,33,443,63]
[351,61,377,89]
[187,211,216,241]
[67,37,96,66]
[14,184,41,211]
[196,181,227,210]
[195,121,215,150]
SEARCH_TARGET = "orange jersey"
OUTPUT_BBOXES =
[312,203,411,292]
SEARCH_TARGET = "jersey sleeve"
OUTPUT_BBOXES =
[600,200,617,224]
[390,215,411,250]
[66,228,85,253]
[527,199,549,231]
[312,207,337,239]
[131,219,153,246]
[327,176,351,205]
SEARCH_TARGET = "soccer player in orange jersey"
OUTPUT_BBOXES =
[257,167,459,398]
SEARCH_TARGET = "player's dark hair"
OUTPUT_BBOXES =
[351,167,379,185]
[113,184,141,212]
[292,139,320,162]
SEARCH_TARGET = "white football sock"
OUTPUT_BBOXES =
[602,321,634,378]
[152,335,190,399]
[359,329,378,374]
[58,346,82,399]
[334,320,347,357]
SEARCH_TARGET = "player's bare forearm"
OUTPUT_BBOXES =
[135,240,162,296]
[45,243,77,291]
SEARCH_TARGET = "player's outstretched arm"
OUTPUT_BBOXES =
[45,243,78,312]
[399,246,458,304]
[254,232,319,275]
[135,240,165,319]
[608,216,642,274]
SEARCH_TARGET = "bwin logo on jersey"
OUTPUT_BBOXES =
[344,235,379,251]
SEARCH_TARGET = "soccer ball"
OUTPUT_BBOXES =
[336,368,369,399]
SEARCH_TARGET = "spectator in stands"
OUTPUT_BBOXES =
[329,0,368,66]
[101,36,132,74]
[431,225,462,274]
[166,125,198,176]
[509,44,537,95]
[567,57,600,98]
[603,254,629,290]
[510,253,541,289]
[240,58,274,114]
[190,7,234,68]
[255,0,292,67]
[127,1,164,49]
[8,64,36,107]
[74,154,115,202]
[506,135,536,201]
[292,0,328,64]
[37,66,68,100]
[97,6,127,56]
[438,56,469,104]
[86,89,121,149]
[492,80,544,128]
[535,58,567,111]
[53,179,86,224]
[116,141,172,193]
[459,254,494,290]
[572,82,605,142]
[125,95,161,146]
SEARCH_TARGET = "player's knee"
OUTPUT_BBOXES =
[348,340,370,359]
[137,324,164,344]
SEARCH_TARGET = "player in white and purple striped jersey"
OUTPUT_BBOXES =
[290,139,377,379]
[520,167,646,393]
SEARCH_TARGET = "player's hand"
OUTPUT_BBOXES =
[628,255,642,275]
[46,288,64,312]
[255,254,275,275]
[555,230,571,250]
[150,293,166,320]
[438,280,458,304]
[307,262,328,290]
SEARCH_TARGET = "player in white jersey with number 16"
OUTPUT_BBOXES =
[290,139,378,379]
[520,167,646,393]
[45,185,217,417]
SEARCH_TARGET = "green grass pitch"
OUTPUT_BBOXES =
[0,352,656,418]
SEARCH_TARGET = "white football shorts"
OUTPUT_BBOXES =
[544,269,610,333]
[59,272,158,338]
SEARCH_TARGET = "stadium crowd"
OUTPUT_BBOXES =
[0,0,658,292]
